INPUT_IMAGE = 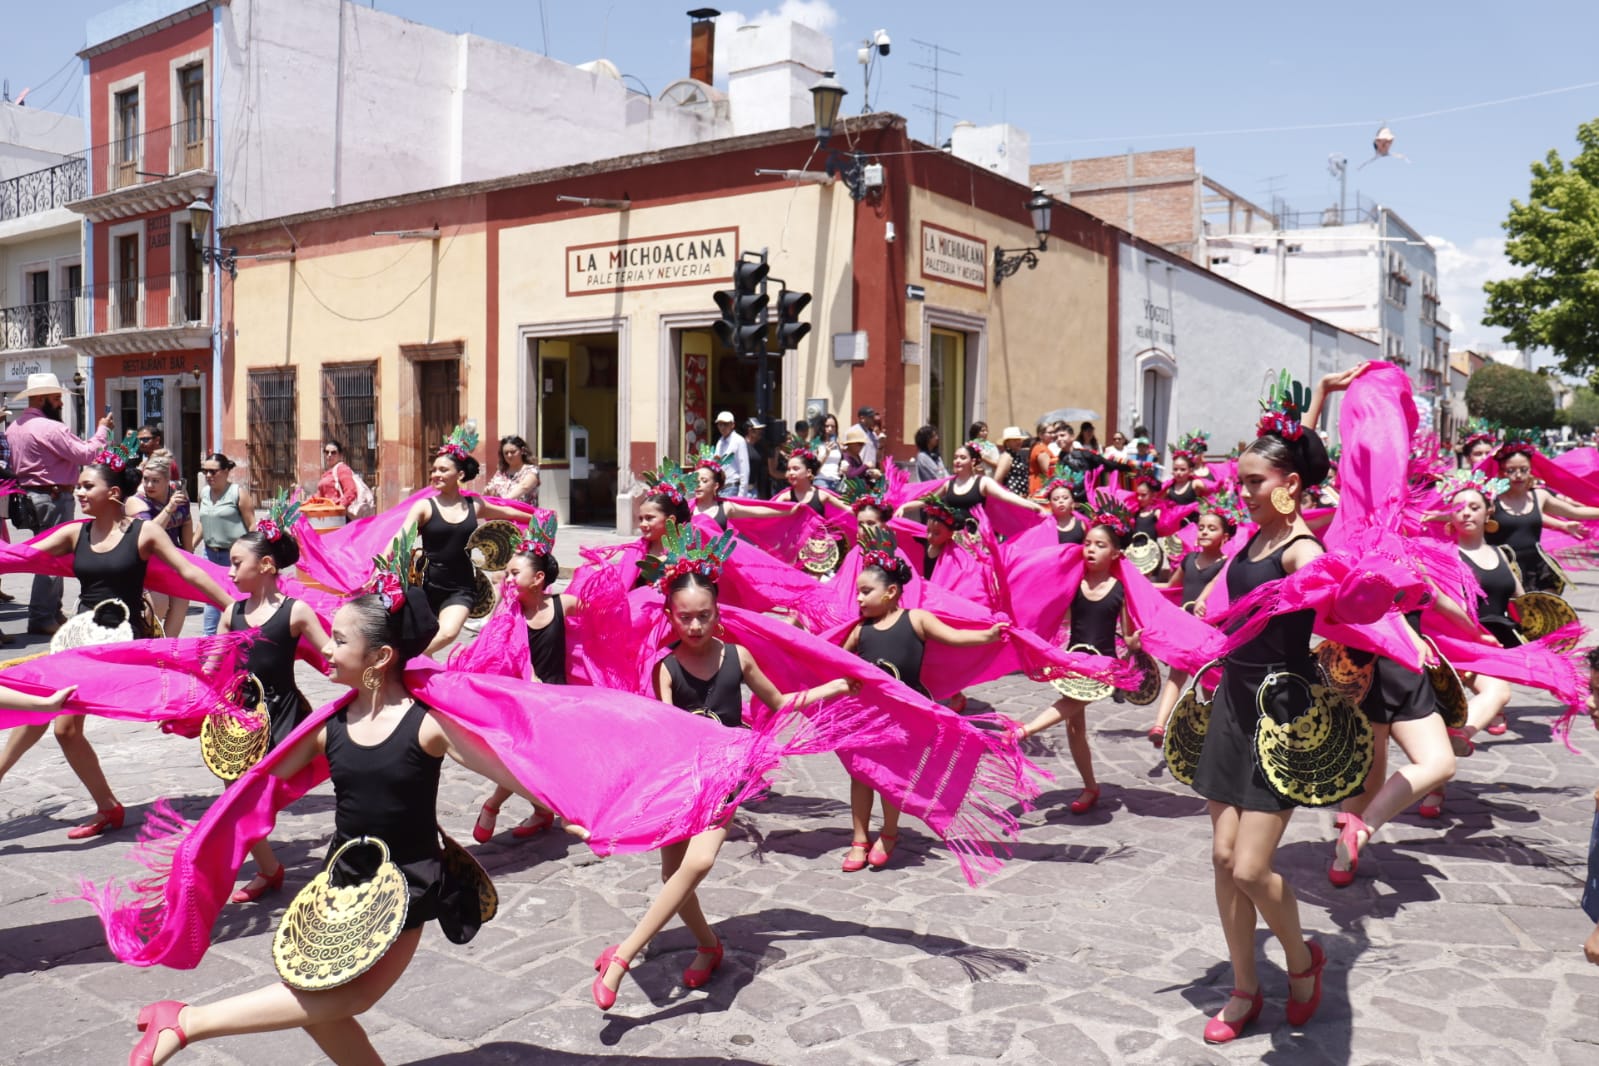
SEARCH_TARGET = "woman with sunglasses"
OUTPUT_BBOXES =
[192,453,256,636]
[313,441,359,511]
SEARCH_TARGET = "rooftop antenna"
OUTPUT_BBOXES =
[910,38,960,147]
[1327,154,1348,222]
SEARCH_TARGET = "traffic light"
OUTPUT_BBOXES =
[774,287,812,351]
[713,252,770,357]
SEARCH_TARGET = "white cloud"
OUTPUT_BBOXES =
[1427,234,1517,350]
[712,1,839,81]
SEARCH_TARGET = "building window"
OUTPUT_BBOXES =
[248,369,297,497]
[178,63,206,171]
[322,363,379,487]
[114,88,140,187]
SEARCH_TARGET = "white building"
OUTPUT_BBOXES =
[1204,200,1450,427]
[0,102,88,429]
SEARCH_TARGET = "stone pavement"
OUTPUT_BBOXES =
[2,564,1598,1065]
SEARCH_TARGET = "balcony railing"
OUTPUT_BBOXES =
[0,157,88,221]
[95,119,213,196]
[80,271,208,334]
[0,299,78,351]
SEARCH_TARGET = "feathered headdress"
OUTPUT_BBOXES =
[1131,469,1162,494]
[517,513,559,556]
[636,519,736,590]
[438,423,480,463]
[1437,468,1509,503]
[1257,370,1310,441]
[365,526,418,614]
[642,458,694,505]
[1200,489,1249,532]
[692,445,732,474]
[921,498,969,531]
[858,525,907,577]
[1078,491,1134,538]
[1041,462,1085,499]
[1172,430,1210,464]
[92,431,140,472]
[787,445,818,466]
[840,477,884,513]
[256,489,302,543]
[1457,417,1500,454]
[1494,428,1542,463]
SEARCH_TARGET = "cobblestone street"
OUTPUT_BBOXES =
[2,567,1597,1064]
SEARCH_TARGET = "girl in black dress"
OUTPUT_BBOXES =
[1149,504,1235,744]
[216,504,331,902]
[127,586,544,1065]
[896,443,1046,521]
[1189,367,1359,1044]
[472,533,573,843]
[1042,469,1087,545]
[690,456,763,532]
[0,447,232,840]
[402,425,531,656]
[593,560,855,1009]
[839,538,1004,871]
[1011,503,1142,816]
[1485,439,1599,593]
[633,487,692,589]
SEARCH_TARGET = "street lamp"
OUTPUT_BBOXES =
[993,186,1055,285]
[186,197,237,278]
[809,70,869,201]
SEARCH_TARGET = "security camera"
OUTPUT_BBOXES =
[871,29,891,56]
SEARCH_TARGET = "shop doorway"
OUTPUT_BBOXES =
[179,386,202,491]
[671,326,783,491]
[531,331,619,525]
[1137,351,1174,453]
[929,327,969,459]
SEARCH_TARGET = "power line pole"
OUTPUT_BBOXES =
[910,39,961,146]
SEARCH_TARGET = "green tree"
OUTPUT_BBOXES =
[1565,387,1599,435]
[1465,363,1556,428]
[1483,119,1599,379]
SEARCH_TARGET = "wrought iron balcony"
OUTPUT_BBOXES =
[64,271,211,358]
[0,157,87,222]
[0,299,78,352]
[96,118,213,196]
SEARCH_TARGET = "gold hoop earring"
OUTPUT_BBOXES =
[361,666,382,692]
[1484,518,1499,534]
[1270,487,1296,515]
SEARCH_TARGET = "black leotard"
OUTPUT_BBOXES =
[661,643,745,728]
[1487,494,1544,585]
[1069,580,1124,657]
[1057,520,1086,546]
[527,596,568,685]
[857,609,927,695]
[1134,511,1160,539]
[1180,552,1225,607]
[942,477,985,511]
[789,487,827,518]
[230,597,310,749]
[1462,546,1521,647]
[75,519,150,637]
[421,497,478,610]
[1166,482,1198,508]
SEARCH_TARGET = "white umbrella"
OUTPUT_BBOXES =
[1039,407,1101,425]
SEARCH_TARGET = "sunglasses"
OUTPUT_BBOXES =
[324,448,339,455]
[137,436,154,444]
[201,467,223,474]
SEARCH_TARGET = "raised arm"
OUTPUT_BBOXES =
[143,525,234,610]
[909,609,1004,647]
[979,475,1046,513]
[738,645,856,711]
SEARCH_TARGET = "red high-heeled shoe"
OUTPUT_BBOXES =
[1147,726,1165,747]
[67,803,125,840]
[1069,786,1101,815]
[591,945,630,1010]
[1417,790,1446,819]
[867,833,899,869]
[472,803,501,844]
[511,810,555,839]
[1285,940,1327,1027]
[841,840,871,873]
[230,863,287,904]
[1485,715,1508,736]
[682,939,724,989]
[1328,814,1368,888]
[1202,988,1263,1044]
[129,1000,188,1066]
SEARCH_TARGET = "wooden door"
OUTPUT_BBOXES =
[417,359,460,481]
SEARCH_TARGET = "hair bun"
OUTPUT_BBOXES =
[1293,431,1331,488]
[396,586,440,662]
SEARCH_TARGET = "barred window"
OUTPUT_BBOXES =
[248,369,297,497]
[322,363,379,488]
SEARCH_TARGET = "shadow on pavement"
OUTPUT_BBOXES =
[408,1043,763,1065]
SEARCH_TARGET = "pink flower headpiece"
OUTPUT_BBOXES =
[1078,491,1133,537]
[1257,370,1309,442]
[257,489,301,543]
[93,431,140,472]
[363,526,417,614]
[637,520,736,591]
[437,423,480,463]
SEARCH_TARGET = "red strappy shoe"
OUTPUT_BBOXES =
[682,939,724,989]
[1069,786,1101,815]
[1417,790,1446,819]
[511,810,555,839]
[67,803,124,840]
[1202,988,1263,1044]
[472,803,501,844]
[867,833,899,869]
[230,863,286,904]
[591,945,630,1010]
[1328,813,1368,888]
[1285,940,1327,1027]
[129,1000,188,1066]
[841,840,871,873]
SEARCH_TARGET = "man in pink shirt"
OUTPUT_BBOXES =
[7,373,112,635]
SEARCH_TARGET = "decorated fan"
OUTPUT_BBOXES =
[637,519,737,591]
[468,521,526,572]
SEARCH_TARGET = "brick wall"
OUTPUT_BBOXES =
[1032,149,1200,259]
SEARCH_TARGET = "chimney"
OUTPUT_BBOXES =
[688,8,720,84]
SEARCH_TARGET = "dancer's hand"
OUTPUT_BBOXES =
[41,685,77,712]
[1125,630,1143,654]
[1318,365,1365,393]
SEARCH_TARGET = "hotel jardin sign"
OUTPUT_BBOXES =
[920,222,988,293]
[566,227,739,297]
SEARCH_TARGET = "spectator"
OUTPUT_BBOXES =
[1027,421,1053,497]
[1078,421,1100,451]
[313,440,360,509]
[193,451,256,636]
[712,411,751,498]
[1132,435,1165,480]
[136,421,163,465]
[997,426,1028,494]
[0,407,12,601]
[841,424,870,481]
[1103,430,1130,463]
[1051,421,1076,459]
[7,373,112,636]
[812,413,843,490]
[485,434,540,505]
[792,419,814,448]
[850,405,884,471]
[128,450,193,637]
[913,424,948,482]
[968,420,1001,479]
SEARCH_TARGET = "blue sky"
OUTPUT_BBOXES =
[6,0,1598,350]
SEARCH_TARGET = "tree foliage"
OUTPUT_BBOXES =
[1483,119,1599,379]
[1564,387,1599,435]
[1464,363,1556,428]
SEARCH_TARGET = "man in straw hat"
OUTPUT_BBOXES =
[6,372,113,636]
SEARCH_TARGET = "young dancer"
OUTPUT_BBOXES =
[1148,500,1238,743]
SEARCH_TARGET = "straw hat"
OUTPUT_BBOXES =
[843,425,868,446]
[15,372,65,399]
[999,425,1026,444]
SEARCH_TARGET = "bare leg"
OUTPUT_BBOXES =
[0,724,49,782]
[1462,674,1512,736]
[1339,725,1390,822]
[1151,669,1190,732]
[52,714,119,810]
[163,597,191,639]
[423,604,473,657]
[601,827,728,992]
[1334,716,1454,874]
[238,840,284,895]
[1227,808,1316,1005]
[1060,701,1097,791]
[1018,695,1082,739]
[145,927,421,1064]
[846,778,874,867]
[1208,803,1262,1023]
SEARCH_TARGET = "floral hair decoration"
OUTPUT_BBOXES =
[1257,370,1311,441]
[840,477,884,513]
[438,423,480,463]
[921,498,969,531]
[1131,472,1161,495]
[962,439,988,459]
[1437,468,1509,503]
[1494,429,1542,464]
[1078,491,1134,538]
[693,445,732,474]
[642,458,694,505]
[93,431,140,472]
[256,489,303,543]
[1172,430,1210,464]
[1200,489,1249,532]
[517,513,559,556]
[787,445,818,466]
[1458,417,1500,454]
[858,526,912,583]
[365,525,418,614]
[1041,462,1085,499]
[637,519,736,590]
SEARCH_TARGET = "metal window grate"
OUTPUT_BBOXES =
[248,369,297,497]
[322,363,379,487]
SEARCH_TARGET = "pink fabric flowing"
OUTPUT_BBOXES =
[715,495,826,562]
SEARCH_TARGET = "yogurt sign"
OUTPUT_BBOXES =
[920,222,988,292]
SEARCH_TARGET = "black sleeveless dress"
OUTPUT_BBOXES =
[698,501,729,532]
[230,597,311,749]
[1167,482,1199,525]
[1353,612,1436,726]
[857,610,927,695]
[661,643,745,728]
[789,487,827,518]
[421,497,479,612]
[324,701,443,930]
[1133,512,1160,539]
[527,597,568,685]
[1057,520,1086,546]
[1463,547,1521,648]
[75,519,151,638]
[1179,552,1225,610]
[1191,533,1321,811]
[1488,494,1553,590]
[1068,580,1124,657]
[942,478,985,511]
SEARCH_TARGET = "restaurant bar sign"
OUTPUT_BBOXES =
[920,222,988,292]
[566,228,739,296]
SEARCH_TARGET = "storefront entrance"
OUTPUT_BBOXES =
[929,326,970,458]
[530,330,619,525]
